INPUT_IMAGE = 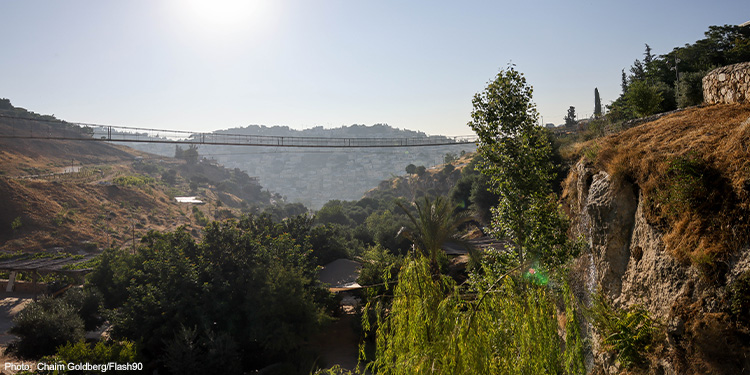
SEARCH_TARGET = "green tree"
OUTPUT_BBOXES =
[594,88,602,118]
[676,70,706,108]
[366,256,585,375]
[365,209,412,254]
[316,201,353,226]
[397,196,477,272]
[415,165,426,176]
[564,106,577,126]
[468,66,577,268]
[90,217,330,371]
[405,163,417,174]
[624,80,663,117]
[365,66,586,375]
[644,43,654,66]
[630,59,646,81]
[175,144,199,164]
[9,296,85,358]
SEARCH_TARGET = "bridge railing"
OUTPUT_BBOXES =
[0,114,478,148]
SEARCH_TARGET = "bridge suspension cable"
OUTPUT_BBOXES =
[0,114,478,148]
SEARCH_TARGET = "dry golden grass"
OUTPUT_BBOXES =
[590,104,750,268]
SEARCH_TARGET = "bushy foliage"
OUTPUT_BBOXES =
[263,202,308,221]
[564,106,577,126]
[449,159,499,225]
[11,216,22,231]
[33,340,139,374]
[316,201,354,226]
[588,292,658,368]
[357,245,402,290]
[727,271,750,326]
[175,145,199,164]
[443,152,458,164]
[623,80,663,117]
[88,214,331,371]
[469,66,579,268]
[653,153,712,219]
[192,206,209,226]
[113,174,155,187]
[365,209,411,254]
[397,196,477,269]
[163,326,241,375]
[365,257,585,374]
[308,224,361,265]
[405,164,417,174]
[61,287,105,331]
[676,70,706,108]
[9,296,85,358]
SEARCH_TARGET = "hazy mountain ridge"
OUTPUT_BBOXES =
[215,123,433,138]
[127,123,476,209]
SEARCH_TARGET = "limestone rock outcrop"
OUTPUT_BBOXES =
[703,61,750,104]
[569,160,750,374]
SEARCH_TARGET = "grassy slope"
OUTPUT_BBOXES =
[575,104,750,266]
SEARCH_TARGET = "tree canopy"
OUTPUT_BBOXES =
[468,66,578,268]
[87,214,333,373]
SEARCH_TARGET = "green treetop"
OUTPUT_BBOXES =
[468,66,577,268]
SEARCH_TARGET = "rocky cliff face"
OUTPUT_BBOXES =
[569,160,750,374]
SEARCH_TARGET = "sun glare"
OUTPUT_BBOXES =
[171,0,270,40]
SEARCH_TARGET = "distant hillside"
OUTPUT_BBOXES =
[127,124,476,209]
[363,152,471,201]
[0,100,286,252]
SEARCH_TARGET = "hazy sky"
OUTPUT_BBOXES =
[2,1,748,136]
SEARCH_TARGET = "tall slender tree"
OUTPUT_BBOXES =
[564,106,577,127]
[469,66,577,268]
[594,88,602,118]
[644,43,654,65]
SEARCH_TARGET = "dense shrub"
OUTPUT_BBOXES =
[9,296,85,358]
[727,271,750,325]
[113,175,155,187]
[676,71,706,108]
[89,215,331,371]
[43,340,138,373]
[366,257,585,374]
[61,287,105,331]
[589,292,658,368]
[163,326,241,375]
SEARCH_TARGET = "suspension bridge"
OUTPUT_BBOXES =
[0,114,478,148]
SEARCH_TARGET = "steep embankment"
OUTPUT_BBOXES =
[0,109,272,253]
[565,104,750,374]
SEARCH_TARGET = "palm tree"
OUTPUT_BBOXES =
[397,196,479,273]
